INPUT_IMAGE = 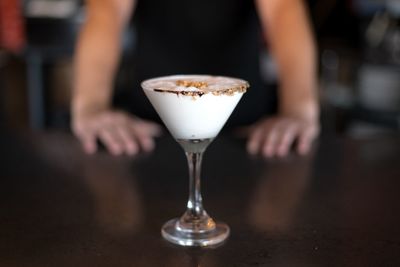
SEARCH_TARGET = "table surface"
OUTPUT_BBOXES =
[0,130,399,267]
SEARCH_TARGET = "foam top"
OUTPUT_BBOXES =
[141,75,249,96]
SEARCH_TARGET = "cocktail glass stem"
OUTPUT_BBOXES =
[177,151,216,233]
[186,151,204,216]
[161,139,229,246]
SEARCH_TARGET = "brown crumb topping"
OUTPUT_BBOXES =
[148,76,249,97]
[154,84,248,97]
[210,85,248,96]
[153,88,206,97]
[176,80,208,89]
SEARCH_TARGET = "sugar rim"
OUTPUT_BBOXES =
[141,74,249,96]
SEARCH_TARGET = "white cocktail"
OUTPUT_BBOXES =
[142,75,248,246]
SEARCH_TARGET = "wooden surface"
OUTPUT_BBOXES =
[0,130,399,266]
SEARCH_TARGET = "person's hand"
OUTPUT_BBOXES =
[72,109,162,156]
[244,115,319,158]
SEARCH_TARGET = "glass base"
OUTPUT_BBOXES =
[161,218,230,247]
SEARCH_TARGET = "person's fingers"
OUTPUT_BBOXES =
[246,125,265,155]
[130,125,156,152]
[116,126,139,155]
[137,134,155,152]
[262,129,278,157]
[147,122,163,137]
[135,120,163,137]
[276,124,298,157]
[297,128,316,155]
[129,119,163,152]
[78,131,97,154]
[98,129,123,155]
[244,116,319,158]
[82,133,97,154]
[73,123,97,154]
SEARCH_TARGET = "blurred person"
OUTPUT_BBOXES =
[72,0,319,157]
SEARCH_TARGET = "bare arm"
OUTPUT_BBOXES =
[256,0,318,118]
[72,0,162,155]
[73,0,134,116]
[247,0,319,157]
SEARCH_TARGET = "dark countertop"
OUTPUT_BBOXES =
[0,130,399,266]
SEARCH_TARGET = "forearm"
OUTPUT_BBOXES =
[256,0,318,119]
[72,0,134,116]
[73,21,120,115]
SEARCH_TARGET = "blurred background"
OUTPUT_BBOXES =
[0,0,399,137]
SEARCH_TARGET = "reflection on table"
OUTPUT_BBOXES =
[0,130,399,266]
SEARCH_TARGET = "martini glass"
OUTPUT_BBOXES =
[141,75,248,247]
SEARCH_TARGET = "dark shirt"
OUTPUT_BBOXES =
[115,0,277,127]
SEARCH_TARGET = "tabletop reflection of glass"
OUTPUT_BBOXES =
[142,75,248,246]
